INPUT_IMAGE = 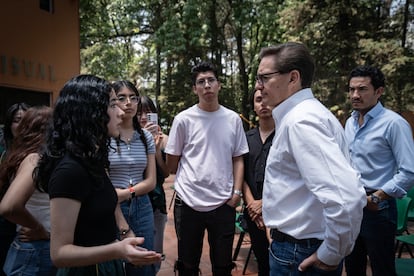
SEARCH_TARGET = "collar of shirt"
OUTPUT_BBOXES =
[272,88,313,131]
[351,101,384,127]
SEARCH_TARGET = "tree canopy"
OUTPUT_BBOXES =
[80,0,414,130]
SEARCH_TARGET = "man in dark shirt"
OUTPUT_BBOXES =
[242,89,275,276]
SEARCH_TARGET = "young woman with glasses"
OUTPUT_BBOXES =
[109,80,157,276]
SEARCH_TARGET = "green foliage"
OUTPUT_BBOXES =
[80,0,414,132]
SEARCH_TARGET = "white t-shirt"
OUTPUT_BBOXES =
[165,104,249,212]
[18,189,50,232]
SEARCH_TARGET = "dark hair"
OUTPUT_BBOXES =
[348,65,385,90]
[111,80,148,154]
[2,102,30,150]
[35,75,113,192]
[0,106,52,198]
[259,42,315,88]
[249,89,259,110]
[191,61,219,85]
[138,95,158,114]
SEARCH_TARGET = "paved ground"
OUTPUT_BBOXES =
[158,175,414,275]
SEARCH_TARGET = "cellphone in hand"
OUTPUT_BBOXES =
[147,113,158,125]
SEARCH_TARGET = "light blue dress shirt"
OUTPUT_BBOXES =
[345,102,414,198]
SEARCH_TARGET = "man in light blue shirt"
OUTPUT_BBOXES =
[344,65,414,276]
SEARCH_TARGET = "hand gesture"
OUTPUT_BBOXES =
[119,237,163,266]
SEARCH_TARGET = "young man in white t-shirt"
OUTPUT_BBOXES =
[165,61,249,275]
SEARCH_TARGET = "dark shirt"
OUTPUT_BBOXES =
[48,154,118,247]
[149,150,167,214]
[244,127,274,199]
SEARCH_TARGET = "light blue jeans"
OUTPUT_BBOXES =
[269,239,343,276]
[3,238,55,276]
[121,194,155,276]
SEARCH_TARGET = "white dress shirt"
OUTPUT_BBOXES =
[263,88,366,265]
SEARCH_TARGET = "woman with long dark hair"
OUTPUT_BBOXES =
[0,102,30,276]
[109,81,157,276]
[137,95,169,274]
[35,75,161,275]
[0,102,30,161]
[0,106,54,275]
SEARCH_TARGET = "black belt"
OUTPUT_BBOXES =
[270,229,321,245]
[175,195,185,206]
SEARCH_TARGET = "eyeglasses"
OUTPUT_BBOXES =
[117,95,139,104]
[255,71,282,86]
[195,77,217,87]
[109,98,120,109]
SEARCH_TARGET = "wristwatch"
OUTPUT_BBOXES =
[233,189,243,198]
[370,194,381,204]
[120,228,130,236]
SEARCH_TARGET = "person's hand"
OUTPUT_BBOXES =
[144,122,159,138]
[153,129,164,151]
[120,237,163,266]
[227,193,241,208]
[366,190,389,211]
[366,196,379,211]
[366,195,386,211]
[298,252,338,273]
[18,225,49,242]
[247,199,262,221]
[253,215,266,230]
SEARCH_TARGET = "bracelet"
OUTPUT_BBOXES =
[120,228,131,236]
[129,186,135,198]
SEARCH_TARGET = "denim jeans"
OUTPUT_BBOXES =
[345,199,397,276]
[121,194,155,276]
[269,240,343,276]
[3,238,55,276]
[174,196,235,276]
[153,209,167,274]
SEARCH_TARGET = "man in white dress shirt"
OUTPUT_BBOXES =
[256,42,366,276]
